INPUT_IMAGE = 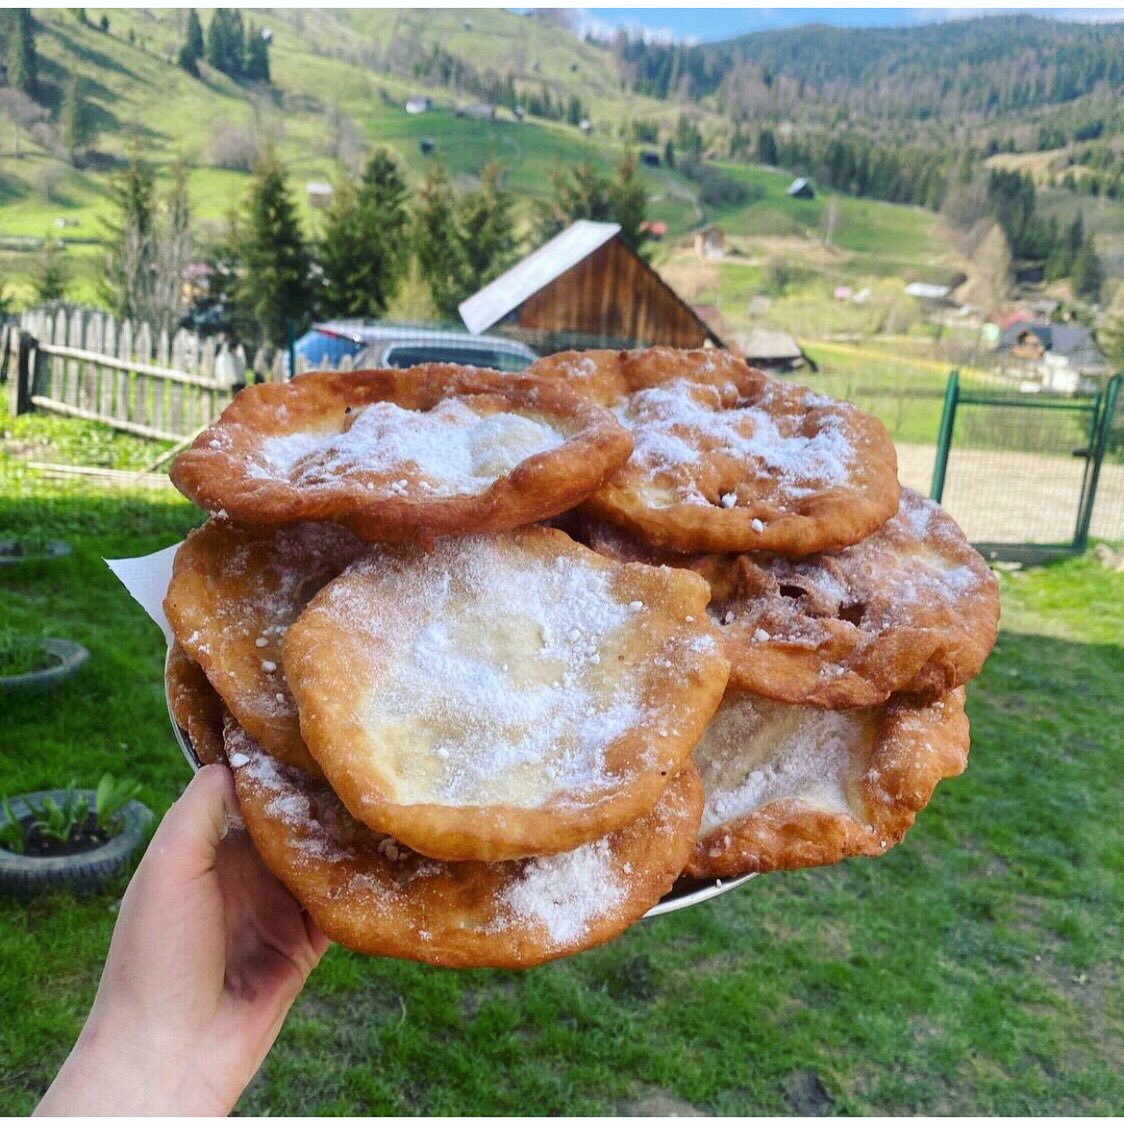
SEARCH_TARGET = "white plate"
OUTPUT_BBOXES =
[164,648,754,918]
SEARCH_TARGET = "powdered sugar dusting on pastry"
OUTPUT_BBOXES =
[325,536,648,807]
[615,379,856,505]
[251,397,563,496]
[498,838,626,947]
[695,693,864,834]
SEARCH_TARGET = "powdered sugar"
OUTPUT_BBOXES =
[614,379,856,505]
[252,397,564,496]
[321,535,661,808]
[497,837,626,947]
[696,694,863,834]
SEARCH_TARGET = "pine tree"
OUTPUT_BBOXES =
[611,152,650,256]
[178,9,204,76]
[100,142,156,321]
[60,75,92,160]
[5,9,39,100]
[206,9,244,79]
[413,164,465,320]
[663,138,675,170]
[186,9,204,59]
[1071,236,1103,301]
[244,23,270,84]
[319,149,410,318]
[33,236,68,303]
[456,162,517,293]
[1066,212,1084,258]
[756,128,778,166]
[236,149,310,346]
[534,161,615,242]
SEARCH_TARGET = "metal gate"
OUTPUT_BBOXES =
[931,371,1122,563]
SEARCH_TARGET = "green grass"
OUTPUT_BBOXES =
[0,452,1121,1112]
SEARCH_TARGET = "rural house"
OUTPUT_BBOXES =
[459,220,724,351]
[786,177,815,199]
[306,181,333,209]
[737,327,818,374]
[405,95,431,115]
[694,225,726,260]
[998,322,1109,394]
[459,103,496,121]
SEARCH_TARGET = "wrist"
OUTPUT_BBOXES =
[37,1008,229,1117]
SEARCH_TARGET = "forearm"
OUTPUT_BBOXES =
[35,1010,230,1118]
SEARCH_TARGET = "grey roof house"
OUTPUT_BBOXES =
[999,322,1109,394]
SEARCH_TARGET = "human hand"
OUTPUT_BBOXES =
[36,763,329,1117]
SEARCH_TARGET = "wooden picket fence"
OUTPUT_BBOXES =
[6,306,288,441]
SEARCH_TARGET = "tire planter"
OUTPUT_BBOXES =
[0,539,72,566]
[0,790,154,899]
[0,638,88,693]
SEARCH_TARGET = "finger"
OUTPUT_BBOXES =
[149,764,239,881]
[304,915,332,961]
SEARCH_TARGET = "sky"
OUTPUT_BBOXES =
[569,7,1124,43]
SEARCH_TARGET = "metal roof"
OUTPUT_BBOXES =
[1000,322,1107,368]
[739,327,805,361]
[904,282,951,300]
[459,221,621,335]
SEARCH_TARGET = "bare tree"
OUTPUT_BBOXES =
[149,159,194,336]
[208,118,259,171]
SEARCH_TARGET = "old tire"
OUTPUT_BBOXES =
[0,790,154,899]
[0,638,88,693]
[0,540,72,566]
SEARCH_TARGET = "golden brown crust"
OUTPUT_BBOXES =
[163,518,366,776]
[687,687,970,878]
[528,348,900,556]
[228,721,704,969]
[169,365,633,546]
[586,490,1000,707]
[165,641,226,765]
[282,525,729,861]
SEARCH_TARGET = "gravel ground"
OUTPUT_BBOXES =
[895,442,1124,545]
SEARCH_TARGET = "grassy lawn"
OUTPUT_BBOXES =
[1,434,1121,1112]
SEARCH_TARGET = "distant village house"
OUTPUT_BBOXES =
[694,225,725,260]
[786,177,815,199]
[458,103,496,121]
[405,95,431,115]
[738,327,818,374]
[999,322,1109,394]
[306,181,333,209]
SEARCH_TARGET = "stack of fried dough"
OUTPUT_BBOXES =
[163,350,999,969]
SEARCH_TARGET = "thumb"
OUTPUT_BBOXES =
[148,764,239,882]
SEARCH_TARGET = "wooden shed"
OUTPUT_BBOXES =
[459,221,723,349]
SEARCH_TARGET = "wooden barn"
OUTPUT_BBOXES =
[459,221,723,350]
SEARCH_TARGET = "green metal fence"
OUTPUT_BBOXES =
[931,370,1123,563]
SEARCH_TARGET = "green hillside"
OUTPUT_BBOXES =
[0,8,946,310]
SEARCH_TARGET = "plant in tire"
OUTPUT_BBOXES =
[0,774,144,859]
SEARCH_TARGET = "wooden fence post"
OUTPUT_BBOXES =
[8,331,33,416]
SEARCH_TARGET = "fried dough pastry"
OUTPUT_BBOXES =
[165,641,226,766]
[169,366,633,545]
[282,525,729,862]
[586,490,1000,707]
[164,518,366,775]
[687,687,969,879]
[228,722,704,969]
[528,348,900,555]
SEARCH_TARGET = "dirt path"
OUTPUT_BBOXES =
[895,442,1124,544]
